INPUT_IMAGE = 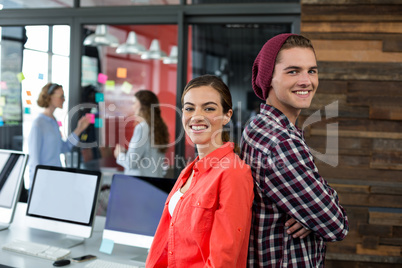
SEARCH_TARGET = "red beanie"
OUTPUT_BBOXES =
[252,33,296,100]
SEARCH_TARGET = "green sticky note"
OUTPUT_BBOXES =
[94,118,103,128]
[121,81,133,94]
[17,72,25,82]
[105,80,115,91]
[99,238,114,254]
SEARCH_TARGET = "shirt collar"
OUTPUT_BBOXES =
[180,142,235,177]
[259,103,302,135]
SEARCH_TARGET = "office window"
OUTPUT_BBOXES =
[183,23,291,160]
[21,26,71,176]
[81,24,178,178]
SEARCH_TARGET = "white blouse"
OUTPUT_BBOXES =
[168,189,184,216]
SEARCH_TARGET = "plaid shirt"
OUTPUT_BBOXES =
[240,104,348,267]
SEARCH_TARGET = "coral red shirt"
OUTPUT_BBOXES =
[146,142,254,268]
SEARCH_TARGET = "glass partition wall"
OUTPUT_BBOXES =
[0,2,300,179]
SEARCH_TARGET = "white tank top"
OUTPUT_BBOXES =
[168,189,184,217]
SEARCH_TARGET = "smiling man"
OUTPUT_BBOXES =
[240,34,349,267]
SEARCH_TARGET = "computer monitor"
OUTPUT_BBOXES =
[26,165,102,248]
[102,174,176,251]
[0,149,28,231]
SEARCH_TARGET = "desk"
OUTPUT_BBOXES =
[0,203,147,268]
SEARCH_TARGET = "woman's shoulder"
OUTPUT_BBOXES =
[222,151,251,173]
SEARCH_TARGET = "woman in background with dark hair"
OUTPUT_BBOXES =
[28,82,90,188]
[114,90,169,178]
[146,75,254,267]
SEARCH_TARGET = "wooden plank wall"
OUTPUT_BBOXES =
[299,0,402,267]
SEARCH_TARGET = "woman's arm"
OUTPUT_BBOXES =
[116,122,149,170]
[205,161,254,267]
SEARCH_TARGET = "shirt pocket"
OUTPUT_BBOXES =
[189,193,216,233]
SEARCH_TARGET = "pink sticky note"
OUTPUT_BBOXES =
[57,121,62,127]
[0,81,7,90]
[85,113,95,124]
[98,73,108,84]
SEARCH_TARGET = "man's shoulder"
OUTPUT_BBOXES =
[243,114,292,150]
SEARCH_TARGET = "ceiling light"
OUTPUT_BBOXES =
[141,39,167,60]
[163,46,178,64]
[83,25,119,47]
[116,31,146,55]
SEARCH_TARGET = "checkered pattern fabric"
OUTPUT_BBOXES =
[241,104,349,268]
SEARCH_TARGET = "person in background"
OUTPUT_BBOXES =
[241,33,349,267]
[28,82,90,188]
[114,90,169,178]
[146,74,254,267]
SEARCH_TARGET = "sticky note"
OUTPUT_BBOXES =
[17,72,25,82]
[95,92,104,103]
[0,97,5,106]
[81,133,88,141]
[121,81,132,94]
[26,91,32,96]
[98,73,108,84]
[85,113,95,124]
[0,81,7,89]
[99,238,114,254]
[0,120,3,127]
[24,107,31,114]
[0,107,3,116]
[26,100,32,105]
[95,118,103,128]
[38,73,44,80]
[105,80,115,92]
[57,121,62,127]
[116,67,127,78]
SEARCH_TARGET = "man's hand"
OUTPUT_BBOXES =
[285,218,312,239]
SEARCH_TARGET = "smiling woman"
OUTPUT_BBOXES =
[146,75,254,267]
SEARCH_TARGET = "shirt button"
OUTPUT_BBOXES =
[197,202,200,206]
[171,222,174,226]
[169,251,173,255]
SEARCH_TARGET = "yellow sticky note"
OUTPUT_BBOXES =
[0,97,5,106]
[105,80,115,92]
[116,68,127,79]
[81,134,88,141]
[17,72,25,82]
[121,81,133,94]
[0,107,3,116]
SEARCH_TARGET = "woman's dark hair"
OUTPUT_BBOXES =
[135,90,169,154]
[181,74,238,152]
[37,82,62,108]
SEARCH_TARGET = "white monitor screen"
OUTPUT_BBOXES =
[103,174,175,249]
[26,165,101,242]
[0,150,28,228]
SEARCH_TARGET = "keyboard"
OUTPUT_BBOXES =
[2,240,71,261]
[85,259,142,268]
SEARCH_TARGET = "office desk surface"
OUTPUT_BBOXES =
[0,203,147,268]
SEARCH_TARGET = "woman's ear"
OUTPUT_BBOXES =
[223,109,233,125]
